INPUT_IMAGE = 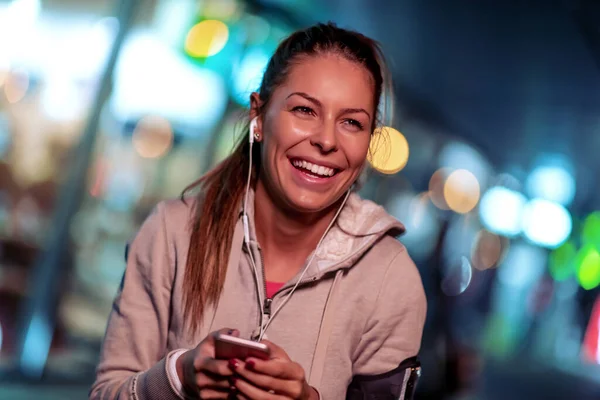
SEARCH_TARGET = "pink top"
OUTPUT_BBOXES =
[266,281,285,299]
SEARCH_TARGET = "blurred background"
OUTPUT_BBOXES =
[0,0,599,398]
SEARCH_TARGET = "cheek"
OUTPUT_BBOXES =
[346,136,371,168]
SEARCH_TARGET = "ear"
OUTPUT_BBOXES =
[249,92,264,140]
[249,92,263,141]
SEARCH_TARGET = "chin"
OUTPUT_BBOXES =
[283,189,342,214]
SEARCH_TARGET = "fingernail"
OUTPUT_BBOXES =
[228,359,238,370]
[246,360,255,370]
[227,329,234,335]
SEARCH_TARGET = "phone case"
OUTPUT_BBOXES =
[214,335,271,360]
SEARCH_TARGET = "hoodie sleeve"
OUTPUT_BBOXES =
[89,202,184,400]
[351,247,427,376]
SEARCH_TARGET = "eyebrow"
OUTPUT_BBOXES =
[287,92,371,120]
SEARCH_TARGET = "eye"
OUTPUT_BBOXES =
[292,106,315,115]
[344,119,364,130]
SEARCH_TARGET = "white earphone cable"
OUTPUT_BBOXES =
[243,118,266,339]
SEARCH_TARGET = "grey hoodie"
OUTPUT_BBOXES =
[90,191,427,399]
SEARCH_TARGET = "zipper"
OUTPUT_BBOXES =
[258,248,270,317]
[257,250,273,315]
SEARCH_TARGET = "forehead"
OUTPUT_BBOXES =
[277,54,376,110]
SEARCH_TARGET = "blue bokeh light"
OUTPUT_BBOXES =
[231,47,270,106]
[526,164,575,206]
[479,186,527,237]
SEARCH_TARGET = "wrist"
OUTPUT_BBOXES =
[175,351,186,384]
[176,350,195,396]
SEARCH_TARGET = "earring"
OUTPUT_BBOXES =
[253,132,260,141]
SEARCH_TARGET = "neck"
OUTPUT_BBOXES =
[252,179,341,264]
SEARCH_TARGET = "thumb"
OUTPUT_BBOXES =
[261,339,290,361]
[206,328,240,344]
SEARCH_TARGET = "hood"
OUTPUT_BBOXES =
[312,192,405,275]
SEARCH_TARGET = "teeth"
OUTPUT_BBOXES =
[292,159,335,177]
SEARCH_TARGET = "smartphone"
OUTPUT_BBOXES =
[214,333,271,360]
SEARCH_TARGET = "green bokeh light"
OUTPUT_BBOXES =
[576,244,600,290]
[582,212,600,250]
[549,240,576,281]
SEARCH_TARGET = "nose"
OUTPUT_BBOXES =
[310,123,338,154]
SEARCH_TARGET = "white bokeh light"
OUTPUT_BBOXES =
[479,186,527,237]
[522,198,572,248]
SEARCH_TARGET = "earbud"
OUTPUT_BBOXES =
[244,117,259,244]
[249,117,258,144]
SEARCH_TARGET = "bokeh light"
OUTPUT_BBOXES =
[497,243,547,288]
[479,186,527,237]
[439,141,489,189]
[471,230,507,270]
[367,126,410,174]
[443,169,480,214]
[582,212,600,249]
[441,255,473,296]
[549,240,577,281]
[526,164,575,206]
[388,191,440,260]
[41,77,85,121]
[3,69,29,103]
[232,47,270,106]
[184,20,229,58]
[112,32,228,129]
[522,198,572,248]
[576,245,600,290]
[428,168,451,210]
[132,115,174,159]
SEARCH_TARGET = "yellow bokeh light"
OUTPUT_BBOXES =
[4,69,29,103]
[185,20,229,58]
[443,169,480,214]
[367,126,409,174]
[132,115,174,159]
[428,168,451,210]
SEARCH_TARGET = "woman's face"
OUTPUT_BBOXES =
[252,53,376,213]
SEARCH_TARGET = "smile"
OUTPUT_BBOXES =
[290,159,338,178]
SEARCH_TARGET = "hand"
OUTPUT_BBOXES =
[228,340,319,400]
[176,328,239,399]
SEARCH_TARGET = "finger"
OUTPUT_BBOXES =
[205,328,241,359]
[197,357,235,378]
[234,377,287,400]
[230,360,304,398]
[198,388,230,399]
[197,369,232,390]
[259,340,290,361]
[208,328,240,344]
[242,357,304,381]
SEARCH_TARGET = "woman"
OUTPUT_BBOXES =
[91,22,426,400]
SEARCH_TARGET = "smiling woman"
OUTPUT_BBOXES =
[91,22,426,400]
